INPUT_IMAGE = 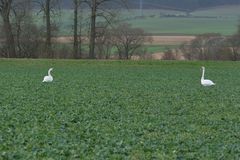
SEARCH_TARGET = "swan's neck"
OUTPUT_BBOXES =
[201,68,205,80]
[48,69,52,77]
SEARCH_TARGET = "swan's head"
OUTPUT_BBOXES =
[49,68,53,72]
[202,66,205,70]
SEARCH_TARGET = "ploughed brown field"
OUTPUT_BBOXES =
[52,36,196,45]
[149,36,195,45]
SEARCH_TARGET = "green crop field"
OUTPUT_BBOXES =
[0,59,240,159]
[146,45,179,53]
[32,5,240,36]
[127,5,240,35]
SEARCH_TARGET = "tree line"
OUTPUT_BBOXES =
[162,23,240,61]
[0,0,148,59]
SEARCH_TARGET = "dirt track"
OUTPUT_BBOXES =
[52,36,196,45]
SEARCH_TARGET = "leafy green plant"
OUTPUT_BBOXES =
[0,59,240,159]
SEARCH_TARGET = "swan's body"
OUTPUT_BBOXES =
[201,66,215,86]
[42,68,53,82]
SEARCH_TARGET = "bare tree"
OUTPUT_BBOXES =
[95,24,113,59]
[35,0,60,58]
[12,0,42,58]
[180,33,229,60]
[226,20,240,61]
[227,34,240,61]
[205,36,225,60]
[73,0,79,58]
[84,0,128,59]
[45,0,52,57]
[0,0,16,57]
[12,0,31,57]
[85,0,101,59]
[112,23,146,59]
[73,0,85,59]
[187,33,222,60]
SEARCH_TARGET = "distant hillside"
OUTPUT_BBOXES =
[127,0,240,11]
[61,0,240,11]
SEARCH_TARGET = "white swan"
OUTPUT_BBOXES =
[201,66,215,86]
[42,68,53,82]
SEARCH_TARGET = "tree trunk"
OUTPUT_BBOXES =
[73,0,79,59]
[125,49,129,59]
[125,45,129,59]
[233,48,238,61]
[79,23,82,58]
[73,0,81,59]
[89,0,96,59]
[0,0,16,58]
[46,0,52,58]
[16,19,22,57]
[3,17,16,58]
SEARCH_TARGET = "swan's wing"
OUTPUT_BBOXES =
[43,76,49,82]
[43,76,53,82]
[204,79,215,85]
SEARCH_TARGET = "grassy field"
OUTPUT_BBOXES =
[127,5,240,35]
[0,59,240,159]
[146,45,179,53]
[32,5,240,36]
